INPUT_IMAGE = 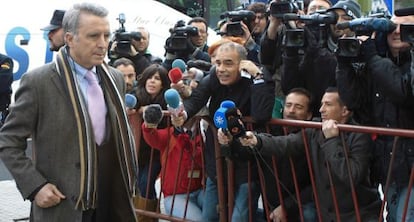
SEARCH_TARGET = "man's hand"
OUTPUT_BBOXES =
[217,128,233,145]
[322,119,339,139]
[34,183,66,208]
[239,131,258,147]
[269,205,288,222]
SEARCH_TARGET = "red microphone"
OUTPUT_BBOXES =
[168,67,183,84]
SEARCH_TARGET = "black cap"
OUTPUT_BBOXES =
[395,7,414,16]
[41,10,65,31]
[327,0,361,19]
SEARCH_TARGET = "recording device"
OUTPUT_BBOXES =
[283,11,338,25]
[269,0,303,19]
[164,88,183,117]
[143,104,163,128]
[165,20,199,52]
[336,17,396,59]
[394,7,414,43]
[109,13,143,57]
[125,94,137,108]
[282,11,337,48]
[220,10,255,36]
[225,107,246,139]
[213,100,236,133]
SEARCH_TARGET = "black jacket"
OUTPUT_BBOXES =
[337,48,414,185]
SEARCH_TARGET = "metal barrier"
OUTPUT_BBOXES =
[128,112,414,222]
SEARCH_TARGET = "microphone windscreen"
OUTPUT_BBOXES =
[125,94,137,108]
[172,59,187,73]
[168,67,183,84]
[164,88,181,109]
[214,107,228,129]
[143,104,163,126]
[220,100,236,109]
[395,7,414,16]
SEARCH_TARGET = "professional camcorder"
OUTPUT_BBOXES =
[395,7,414,43]
[282,10,337,48]
[220,10,255,36]
[165,20,199,52]
[109,13,143,57]
[336,17,396,58]
[268,0,303,19]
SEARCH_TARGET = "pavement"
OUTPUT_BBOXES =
[0,180,30,222]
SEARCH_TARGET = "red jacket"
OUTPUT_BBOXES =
[142,123,204,197]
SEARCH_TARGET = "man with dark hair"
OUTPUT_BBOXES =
[336,11,414,222]
[247,2,268,44]
[112,57,137,94]
[227,87,381,221]
[41,9,66,51]
[188,17,209,53]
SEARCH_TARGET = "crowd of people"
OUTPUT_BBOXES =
[0,1,413,222]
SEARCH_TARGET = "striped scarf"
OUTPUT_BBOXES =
[55,47,137,210]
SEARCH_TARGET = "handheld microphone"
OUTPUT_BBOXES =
[164,88,183,116]
[336,17,396,33]
[225,107,246,138]
[125,94,137,108]
[143,104,163,128]
[213,100,236,132]
[168,67,183,84]
[172,58,187,73]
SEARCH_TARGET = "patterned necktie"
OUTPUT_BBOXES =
[85,70,107,145]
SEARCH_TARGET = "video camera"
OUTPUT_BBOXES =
[268,0,303,19]
[395,7,414,43]
[282,10,337,48]
[109,13,143,57]
[336,17,396,58]
[165,20,199,52]
[220,10,256,36]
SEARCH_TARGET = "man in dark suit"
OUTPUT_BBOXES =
[0,3,137,222]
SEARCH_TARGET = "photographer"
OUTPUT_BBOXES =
[109,26,161,76]
[162,20,210,71]
[336,12,414,222]
[247,2,269,45]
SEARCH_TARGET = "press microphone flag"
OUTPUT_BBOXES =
[213,100,236,130]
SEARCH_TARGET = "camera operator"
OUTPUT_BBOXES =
[247,2,269,45]
[187,17,209,53]
[336,11,414,222]
[162,20,210,71]
[219,20,261,64]
[109,26,161,76]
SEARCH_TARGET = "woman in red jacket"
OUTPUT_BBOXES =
[142,110,204,221]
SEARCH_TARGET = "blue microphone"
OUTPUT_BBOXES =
[125,94,137,108]
[213,100,236,132]
[172,59,187,73]
[164,88,183,117]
